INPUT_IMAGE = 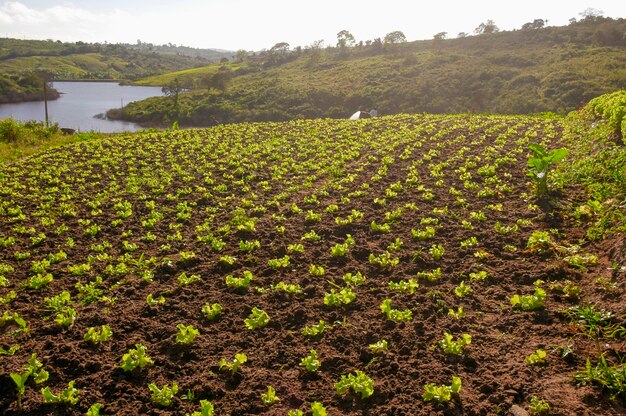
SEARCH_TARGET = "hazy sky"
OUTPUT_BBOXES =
[1,1,624,51]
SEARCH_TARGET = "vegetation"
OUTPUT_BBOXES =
[111,18,626,126]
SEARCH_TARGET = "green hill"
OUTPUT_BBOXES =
[113,17,626,126]
[0,39,229,103]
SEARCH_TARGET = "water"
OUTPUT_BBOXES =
[0,81,164,133]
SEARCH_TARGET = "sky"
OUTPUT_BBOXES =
[1,1,625,51]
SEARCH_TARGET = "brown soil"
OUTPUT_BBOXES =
[0,115,624,415]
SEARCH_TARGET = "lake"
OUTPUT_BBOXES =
[0,81,164,133]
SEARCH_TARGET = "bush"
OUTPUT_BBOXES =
[0,118,24,142]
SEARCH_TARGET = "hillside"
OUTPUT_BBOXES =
[0,39,229,103]
[0,93,624,415]
[113,17,626,126]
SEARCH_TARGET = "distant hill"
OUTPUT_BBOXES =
[111,17,626,126]
[0,38,232,103]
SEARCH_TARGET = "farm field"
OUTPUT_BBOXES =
[0,111,625,415]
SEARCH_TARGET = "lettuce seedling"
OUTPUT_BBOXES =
[334,370,375,399]
[178,272,201,286]
[454,281,472,298]
[86,403,103,416]
[311,402,327,416]
[244,307,270,330]
[42,380,80,405]
[84,325,113,345]
[525,349,547,366]
[146,293,166,305]
[302,320,330,337]
[439,333,471,355]
[369,340,388,353]
[187,400,214,416]
[323,287,356,307]
[422,375,462,403]
[511,287,546,311]
[527,144,568,196]
[380,299,412,322]
[261,386,280,406]
[272,281,303,294]
[225,271,253,289]
[389,279,419,294]
[268,255,290,269]
[219,352,247,374]
[202,302,223,320]
[120,343,154,371]
[148,382,178,407]
[309,264,325,276]
[300,350,321,372]
[176,324,200,345]
[342,271,366,287]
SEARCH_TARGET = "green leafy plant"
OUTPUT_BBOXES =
[454,281,472,298]
[202,302,223,320]
[574,355,626,401]
[511,283,547,311]
[178,272,201,286]
[309,264,325,276]
[527,144,568,196]
[368,251,399,269]
[261,385,280,406]
[342,271,366,287]
[302,320,330,337]
[176,323,200,345]
[10,353,49,409]
[148,382,178,407]
[335,370,375,399]
[42,380,80,405]
[187,400,215,416]
[439,332,472,355]
[323,287,356,307]
[429,244,445,260]
[388,279,419,294]
[272,281,303,294]
[244,307,269,330]
[300,349,321,372]
[311,402,327,416]
[525,349,548,366]
[422,375,462,403]
[225,271,253,289]
[380,299,412,322]
[268,255,290,269]
[120,343,154,371]
[147,293,166,305]
[528,396,550,415]
[84,325,113,345]
[219,352,247,374]
[369,339,388,353]
[86,403,104,416]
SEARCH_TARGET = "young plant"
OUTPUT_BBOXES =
[202,302,223,320]
[219,352,247,374]
[120,343,154,371]
[244,307,270,330]
[454,281,472,298]
[429,244,445,261]
[525,349,548,366]
[368,251,399,269]
[84,325,113,345]
[380,299,412,322]
[188,400,215,416]
[300,350,321,372]
[261,386,280,406]
[528,396,550,415]
[369,340,388,354]
[302,320,330,337]
[342,271,366,287]
[148,382,178,407]
[335,370,375,399]
[178,272,201,286]
[389,279,419,294]
[10,354,49,409]
[309,264,325,276]
[272,281,303,294]
[422,376,462,403]
[324,287,356,307]
[439,333,471,355]
[176,323,200,345]
[41,380,80,405]
[527,144,568,196]
[147,293,166,305]
[268,255,290,269]
[225,271,253,290]
[511,282,547,311]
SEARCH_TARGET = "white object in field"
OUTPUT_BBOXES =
[369,109,378,117]
[349,111,362,120]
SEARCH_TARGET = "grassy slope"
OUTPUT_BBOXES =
[117,18,626,126]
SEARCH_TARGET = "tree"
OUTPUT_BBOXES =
[474,20,499,35]
[579,8,603,21]
[457,32,467,38]
[384,31,407,45]
[522,19,545,30]
[235,50,248,62]
[270,42,290,54]
[433,32,447,50]
[336,30,355,48]
[204,70,230,92]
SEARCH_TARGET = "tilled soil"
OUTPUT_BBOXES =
[0,115,624,415]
